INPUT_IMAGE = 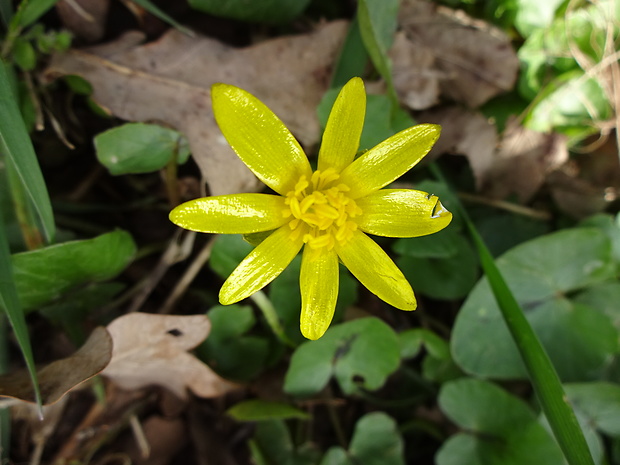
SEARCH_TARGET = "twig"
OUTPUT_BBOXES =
[458,192,551,220]
[160,236,216,314]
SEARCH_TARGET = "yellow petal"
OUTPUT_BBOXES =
[299,247,339,340]
[219,225,303,304]
[211,83,312,195]
[317,77,366,173]
[339,124,441,199]
[170,194,288,234]
[356,189,452,237]
[336,230,416,310]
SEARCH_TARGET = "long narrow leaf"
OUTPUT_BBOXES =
[431,164,594,465]
[130,0,194,36]
[0,207,41,408]
[0,60,55,243]
[357,0,399,106]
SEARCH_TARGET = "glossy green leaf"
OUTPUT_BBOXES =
[393,227,460,259]
[565,382,620,436]
[188,0,310,23]
[7,230,136,312]
[250,420,319,465]
[228,399,309,421]
[397,233,478,300]
[284,318,400,397]
[0,60,55,243]
[399,328,461,382]
[94,123,190,175]
[197,304,269,380]
[436,379,565,465]
[321,412,405,465]
[452,227,617,380]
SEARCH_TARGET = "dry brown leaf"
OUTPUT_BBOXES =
[56,0,110,42]
[43,22,348,195]
[102,313,236,399]
[390,31,441,110]
[484,119,568,202]
[395,0,518,108]
[0,327,112,405]
[420,106,497,187]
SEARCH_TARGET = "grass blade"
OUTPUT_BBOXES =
[431,164,594,465]
[0,60,55,243]
[130,0,195,37]
[357,0,399,106]
[0,206,41,409]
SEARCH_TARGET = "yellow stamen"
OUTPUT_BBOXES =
[282,169,362,250]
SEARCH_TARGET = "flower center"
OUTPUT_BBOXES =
[282,168,362,250]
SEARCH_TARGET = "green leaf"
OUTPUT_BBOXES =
[227,399,310,421]
[0,205,40,408]
[330,16,368,88]
[436,379,564,465]
[284,318,400,397]
[513,0,566,37]
[18,0,59,27]
[565,382,620,436]
[452,227,617,380]
[94,123,190,175]
[210,234,254,279]
[250,420,319,465]
[525,71,612,135]
[0,60,55,243]
[8,230,136,312]
[397,232,478,300]
[322,412,404,465]
[12,38,36,71]
[399,328,461,382]
[394,227,460,259]
[197,304,270,380]
[357,0,399,105]
[187,0,310,23]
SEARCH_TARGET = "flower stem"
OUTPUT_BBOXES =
[250,290,296,348]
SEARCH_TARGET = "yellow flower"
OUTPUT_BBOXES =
[170,77,452,340]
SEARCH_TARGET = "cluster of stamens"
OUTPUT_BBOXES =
[282,168,362,250]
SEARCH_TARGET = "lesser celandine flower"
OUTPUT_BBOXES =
[170,77,452,340]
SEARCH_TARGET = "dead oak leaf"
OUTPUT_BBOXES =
[484,118,568,202]
[395,0,518,108]
[101,313,236,399]
[43,22,348,195]
[420,106,497,188]
[0,327,112,405]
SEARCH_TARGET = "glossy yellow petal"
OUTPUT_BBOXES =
[317,77,366,173]
[220,225,303,304]
[336,230,416,310]
[212,83,312,195]
[356,189,452,238]
[339,124,441,199]
[169,194,287,234]
[299,247,339,340]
